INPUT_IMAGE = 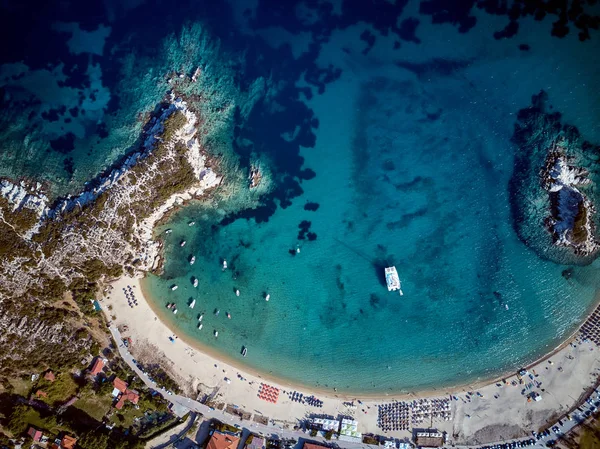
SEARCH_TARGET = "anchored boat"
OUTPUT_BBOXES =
[180,240,186,247]
[190,256,196,265]
[241,346,247,357]
[189,299,196,308]
[192,278,198,287]
[385,266,403,295]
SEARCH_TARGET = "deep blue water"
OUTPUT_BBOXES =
[2,0,600,393]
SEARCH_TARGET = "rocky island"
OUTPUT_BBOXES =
[510,91,600,265]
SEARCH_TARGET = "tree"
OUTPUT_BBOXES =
[79,430,110,449]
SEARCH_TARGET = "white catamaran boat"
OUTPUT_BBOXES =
[385,266,403,295]
[189,299,196,308]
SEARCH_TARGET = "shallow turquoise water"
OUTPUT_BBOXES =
[144,16,600,392]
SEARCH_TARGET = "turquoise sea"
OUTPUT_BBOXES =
[2,1,600,393]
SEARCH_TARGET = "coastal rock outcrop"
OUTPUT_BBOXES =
[0,94,221,299]
[509,91,600,265]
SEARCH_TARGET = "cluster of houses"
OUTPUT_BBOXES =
[24,428,77,449]
[88,356,140,410]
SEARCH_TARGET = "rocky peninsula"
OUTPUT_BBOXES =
[0,91,227,378]
[510,91,600,265]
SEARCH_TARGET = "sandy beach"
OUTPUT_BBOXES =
[101,276,600,445]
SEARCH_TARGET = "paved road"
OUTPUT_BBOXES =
[110,326,598,449]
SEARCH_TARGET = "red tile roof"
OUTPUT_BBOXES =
[207,431,240,449]
[303,443,328,449]
[27,427,42,442]
[61,435,78,449]
[114,389,139,409]
[36,390,48,398]
[113,377,128,393]
[44,371,56,382]
[90,357,104,375]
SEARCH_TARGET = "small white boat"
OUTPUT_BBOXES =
[222,260,227,270]
[198,323,203,330]
[190,256,196,265]
[385,266,403,295]
[165,229,172,234]
[214,330,218,337]
[171,285,178,291]
[189,299,196,308]
[180,240,186,247]
[188,221,195,226]
[193,278,198,288]
[173,308,178,314]
[235,289,240,297]
[226,312,231,319]
[242,346,247,357]
[505,304,509,310]
[215,309,220,316]
[198,314,203,321]
[296,247,300,253]
[265,294,270,302]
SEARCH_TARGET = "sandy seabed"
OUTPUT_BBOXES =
[102,276,600,444]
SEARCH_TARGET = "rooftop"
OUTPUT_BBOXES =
[89,357,104,375]
[207,431,240,449]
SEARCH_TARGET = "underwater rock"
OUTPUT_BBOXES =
[509,91,600,265]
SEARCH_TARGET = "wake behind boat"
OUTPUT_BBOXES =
[385,266,403,295]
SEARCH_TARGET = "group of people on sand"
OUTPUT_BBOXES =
[377,398,451,432]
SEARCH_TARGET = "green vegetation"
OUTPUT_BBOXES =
[35,373,79,406]
[161,110,187,142]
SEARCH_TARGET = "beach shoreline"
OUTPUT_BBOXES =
[102,274,600,444]
[138,274,592,400]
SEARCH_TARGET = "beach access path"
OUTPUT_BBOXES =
[103,276,600,446]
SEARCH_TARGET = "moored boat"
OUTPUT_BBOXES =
[241,346,247,357]
[235,289,240,296]
[171,285,178,291]
[189,299,196,308]
[198,323,203,330]
[265,294,270,302]
[214,330,218,337]
[222,259,227,270]
[226,312,231,319]
[173,308,178,314]
[188,221,195,226]
[214,309,220,316]
[198,314,203,321]
[193,278,198,287]
[165,229,172,234]
[180,240,186,247]
[385,266,403,295]
[190,256,196,265]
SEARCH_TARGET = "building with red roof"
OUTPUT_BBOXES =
[44,370,56,382]
[115,388,140,409]
[36,390,48,398]
[27,426,43,442]
[60,434,78,449]
[207,431,240,449]
[303,443,328,449]
[113,377,128,393]
[89,357,104,376]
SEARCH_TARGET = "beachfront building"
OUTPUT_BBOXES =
[414,431,444,448]
[206,430,240,449]
[310,417,340,432]
[302,443,328,449]
[246,436,265,449]
[338,418,362,443]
